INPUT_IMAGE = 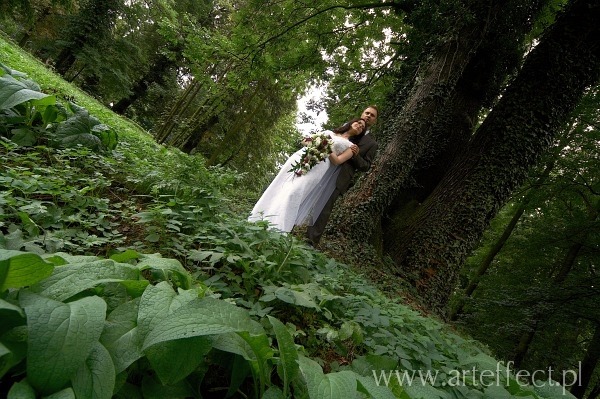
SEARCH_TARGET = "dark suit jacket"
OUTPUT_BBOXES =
[335,134,378,193]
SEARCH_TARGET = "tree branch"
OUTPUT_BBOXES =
[253,2,399,53]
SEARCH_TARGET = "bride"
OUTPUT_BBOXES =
[248,118,366,232]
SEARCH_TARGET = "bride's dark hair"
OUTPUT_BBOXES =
[332,117,365,134]
[333,117,367,144]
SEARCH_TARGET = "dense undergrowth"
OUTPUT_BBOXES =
[0,35,577,398]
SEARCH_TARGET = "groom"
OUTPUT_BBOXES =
[306,105,379,245]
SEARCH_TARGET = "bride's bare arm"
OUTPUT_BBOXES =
[328,148,354,165]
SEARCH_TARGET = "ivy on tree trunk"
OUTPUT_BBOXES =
[388,0,600,314]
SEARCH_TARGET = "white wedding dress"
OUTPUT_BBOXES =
[248,131,352,232]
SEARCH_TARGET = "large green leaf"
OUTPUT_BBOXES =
[0,75,49,109]
[7,380,36,399]
[298,355,357,399]
[43,387,76,399]
[52,108,105,150]
[401,381,450,399]
[0,249,54,291]
[262,386,285,399]
[136,282,198,343]
[31,259,140,301]
[100,299,143,374]
[71,342,116,399]
[20,293,107,394]
[0,342,14,379]
[356,375,397,399]
[142,296,262,350]
[0,325,27,380]
[0,297,25,334]
[10,128,37,146]
[140,374,195,399]
[212,330,274,393]
[136,255,192,289]
[268,315,299,396]
[92,123,118,150]
[533,380,578,399]
[145,336,212,385]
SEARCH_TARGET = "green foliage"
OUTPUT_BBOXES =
[0,63,118,151]
[0,142,127,255]
[0,29,586,399]
[454,88,600,387]
[0,248,399,398]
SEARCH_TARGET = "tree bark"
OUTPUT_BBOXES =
[386,0,600,314]
[330,0,545,246]
[154,79,202,144]
[449,122,583,320]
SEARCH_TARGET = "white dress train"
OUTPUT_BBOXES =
[248,131,351,232]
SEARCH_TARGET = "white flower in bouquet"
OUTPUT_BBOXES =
[289,132,333,176]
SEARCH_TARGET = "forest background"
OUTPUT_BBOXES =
[1,0,599,398]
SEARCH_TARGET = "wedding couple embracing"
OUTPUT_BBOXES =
[248,106,379,246]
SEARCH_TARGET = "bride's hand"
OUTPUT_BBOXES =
[350,145,359,156]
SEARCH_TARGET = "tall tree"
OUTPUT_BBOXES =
[329,0,548,244]
[52,0,122,76]
[332,0,600,314]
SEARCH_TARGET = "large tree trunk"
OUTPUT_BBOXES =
[448,161,553,321]
[329,0,544,245]
[385,0,546,222]
[154,80,202,144]
[388,0,600,314]
[449,121,583,320]
[571,323,600,398]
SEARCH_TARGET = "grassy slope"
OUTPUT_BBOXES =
[1,34,576,398]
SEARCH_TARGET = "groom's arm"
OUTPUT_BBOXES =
[348,140,378,172]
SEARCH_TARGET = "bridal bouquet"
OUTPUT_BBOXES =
[289,132,333,176]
